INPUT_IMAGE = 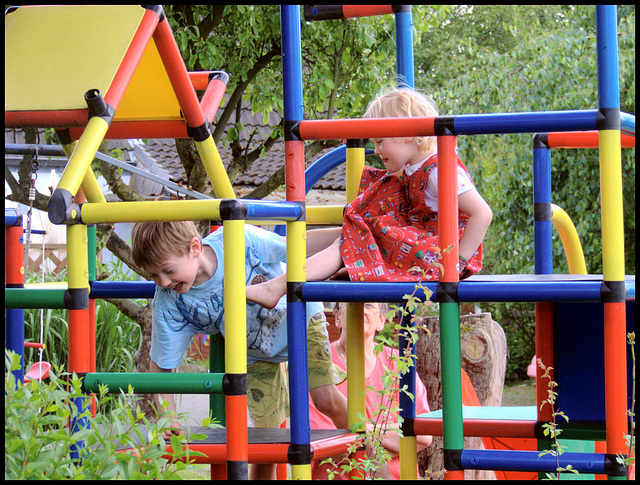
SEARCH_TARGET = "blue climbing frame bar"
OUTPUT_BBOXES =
[281,5,313,480]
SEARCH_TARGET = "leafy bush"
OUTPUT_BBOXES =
[5,350,217,480]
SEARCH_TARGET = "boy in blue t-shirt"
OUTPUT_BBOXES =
[131,220,347,476]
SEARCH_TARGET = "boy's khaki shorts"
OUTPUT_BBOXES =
[247,312,347,428]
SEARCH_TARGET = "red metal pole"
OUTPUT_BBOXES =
[298,117,435,141]
[603,302,628,454]
[104,9,160,110]
[342,5,394,18]
[153,18,206,128]
[547,131,635,149]
[437,135,459,281]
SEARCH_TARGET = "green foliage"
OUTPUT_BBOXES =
[5,350,215,480]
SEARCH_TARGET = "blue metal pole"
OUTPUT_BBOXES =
[280,5,313,479]
[454,110,598,135]
[394,7,414,88]
[281,5,304,123]
[532,137,553,274]
[595,5,620,111]
[460,449,611,474]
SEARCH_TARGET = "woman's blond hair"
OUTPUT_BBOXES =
[363,87,439,154]
[131,220,201,270]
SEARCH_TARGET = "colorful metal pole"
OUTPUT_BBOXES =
[223,218,248,479]
[80,199,222,224]
[281,5,313,479]
[153,14,235,199]
[436,135,465,479]
[394,6,414,88]
[5,212,25,384]
[83,372,224,394]
[398,307,418,480]
[66,223,90,460]
[596,7,628,475]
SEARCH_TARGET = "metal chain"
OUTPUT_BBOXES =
[23,147,39,277]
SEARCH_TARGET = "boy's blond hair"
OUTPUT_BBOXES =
[363,87,439,154]
[131,220,201,270]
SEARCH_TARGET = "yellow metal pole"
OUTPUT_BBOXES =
[286,220,307,282]
[81,199,222,224]
[195,135,236,199]
[346,302,365,431]
[598,130,625,281]
[66,223,89,290]
[60,140,107,204]
[223,219,246,374]
[399,436,418,480]
[306,205,345,225]
[56,117,110,196]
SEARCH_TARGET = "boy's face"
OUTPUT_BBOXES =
[145,237,201,294]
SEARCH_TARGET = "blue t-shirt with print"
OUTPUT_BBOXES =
[150,224,323,369]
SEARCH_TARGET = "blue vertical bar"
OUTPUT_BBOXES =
[394,7,414,88]
[532,141,553,274]
[398,307,417,420]
[287,300,310,445]
[6,308,25,384]
[280,4,311,452]
[281,5,304,122]
[595,5,620,110]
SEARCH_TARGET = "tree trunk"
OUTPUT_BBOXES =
[416,312,507,480]
[132,304,157,422]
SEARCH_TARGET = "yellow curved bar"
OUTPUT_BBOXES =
[551,204,587,275]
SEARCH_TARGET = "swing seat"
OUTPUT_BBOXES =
[24,361,51,383]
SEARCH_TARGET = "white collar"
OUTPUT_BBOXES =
[403,152,437,177]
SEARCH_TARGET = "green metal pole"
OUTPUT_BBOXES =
[5,288,67,308]
[83,372,225,394]
[209,333,226,425]
[440,301,464,450]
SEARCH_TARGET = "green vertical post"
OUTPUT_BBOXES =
[440,301,464,450]
[209,333,226,425]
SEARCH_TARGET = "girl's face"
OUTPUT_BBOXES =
[371,137,424,173]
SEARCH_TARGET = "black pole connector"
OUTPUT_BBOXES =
[84,89,115,123]
[222,373,247,396]
[48,188,82,225]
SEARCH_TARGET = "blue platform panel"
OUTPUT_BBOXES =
[554,300,635,423]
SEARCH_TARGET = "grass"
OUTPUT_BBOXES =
[502,378,537,406]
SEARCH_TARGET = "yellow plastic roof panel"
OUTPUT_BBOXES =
[5,5,146,112]
[115,37,183,122]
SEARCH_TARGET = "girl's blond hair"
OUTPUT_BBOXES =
[363,87,439,154]
[131,220,201,270]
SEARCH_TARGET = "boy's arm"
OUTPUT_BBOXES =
[149,358,185,439]
[279,227,341,256]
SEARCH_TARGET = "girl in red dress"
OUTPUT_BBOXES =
[247,88,492,308]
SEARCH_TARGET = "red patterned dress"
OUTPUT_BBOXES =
[339,154,483,282]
